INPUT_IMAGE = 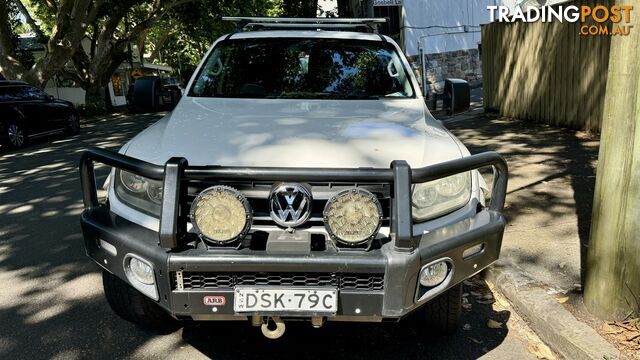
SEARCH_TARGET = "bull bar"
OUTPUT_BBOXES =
[80,147,507,250]
[79,147,508,319]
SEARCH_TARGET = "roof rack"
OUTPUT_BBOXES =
[222,17,387,34]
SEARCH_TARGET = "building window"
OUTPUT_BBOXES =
[112,74,123,96]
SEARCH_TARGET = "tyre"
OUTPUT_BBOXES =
[65,113,80,135]
[420,283,463,335]
[4,122,28,149]
[102,271,181,334]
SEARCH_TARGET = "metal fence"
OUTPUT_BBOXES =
[481,0,613,132]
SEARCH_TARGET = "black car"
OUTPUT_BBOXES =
[0,80,79,149]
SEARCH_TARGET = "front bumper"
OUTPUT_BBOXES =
[81,206,504,320]
[79,147,507,321]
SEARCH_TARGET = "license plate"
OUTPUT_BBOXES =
[234,287,338,313]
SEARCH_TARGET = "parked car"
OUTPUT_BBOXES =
[0,80,79,149]
[79,18,508,339]
[126,76,181,112]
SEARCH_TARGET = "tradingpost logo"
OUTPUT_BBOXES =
[487,4,634,36]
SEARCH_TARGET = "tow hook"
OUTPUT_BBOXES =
[260,316,286,339]
[311,316,324,328]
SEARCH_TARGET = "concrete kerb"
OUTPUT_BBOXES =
[484,261,621,360]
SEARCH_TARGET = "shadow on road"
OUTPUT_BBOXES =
[443,89,599,289]
[182,288,512,360]
[0,113,166,358]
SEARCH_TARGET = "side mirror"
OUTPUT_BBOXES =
[46,94,55,101]
[443,79,470,115]
[424,95,437,111]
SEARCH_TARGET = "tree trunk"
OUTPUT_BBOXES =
[85,84,109,113]
[584,0,640,320]
[0,0,25,79]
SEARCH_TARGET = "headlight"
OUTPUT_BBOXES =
[412,172,471,221]
[119,171,147,193]
[190,186,252,245]
[323,188,383,246]
[114,170,163,217]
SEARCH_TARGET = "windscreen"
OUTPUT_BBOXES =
[190,38,414,99]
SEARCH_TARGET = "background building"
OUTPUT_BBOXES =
[336,0,507,93]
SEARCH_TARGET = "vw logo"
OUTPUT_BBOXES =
[269,184,312,228]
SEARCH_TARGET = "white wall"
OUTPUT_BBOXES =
[45,87,86,106]
[402,0,503,56]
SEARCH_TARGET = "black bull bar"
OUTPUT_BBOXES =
[79,147,508,249]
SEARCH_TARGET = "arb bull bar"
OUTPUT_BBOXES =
[79,147,508,320]
[80,147,507,250]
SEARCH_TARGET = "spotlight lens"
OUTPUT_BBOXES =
[129,257,155,285]
[324,189,383,245]
[191,186,251,243]
[419,261,449,287]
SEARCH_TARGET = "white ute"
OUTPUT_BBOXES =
[79,18,508,339]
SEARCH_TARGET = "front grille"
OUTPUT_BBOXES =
[177,272,384,291]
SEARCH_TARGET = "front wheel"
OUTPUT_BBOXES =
[4,123,28,149]
[420,284,463,335]
[102,271,181,334]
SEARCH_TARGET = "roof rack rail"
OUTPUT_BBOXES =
[222,17,387,34]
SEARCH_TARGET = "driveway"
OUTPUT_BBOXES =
[0,112,542,359]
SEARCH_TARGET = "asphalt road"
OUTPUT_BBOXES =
[0,112,540,359]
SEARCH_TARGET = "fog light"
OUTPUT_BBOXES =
[123,254,159,300]
[190,186,252,244]
[323,188,383,246]
[419,261,449,287]
[129,257,154,285]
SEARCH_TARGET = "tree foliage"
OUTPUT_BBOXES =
[3,0,35,68]
[154,0,279,84]
[0,0,326,108]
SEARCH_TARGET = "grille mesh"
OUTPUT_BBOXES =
[177,272,384,291]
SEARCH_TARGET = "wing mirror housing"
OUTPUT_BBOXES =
[443,79,470,115]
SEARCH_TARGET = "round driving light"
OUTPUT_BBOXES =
[323,188,383,246]
[190,186,252,244]
[419,261,449,287]
[120,170,147,193]
[128,257,155,285]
